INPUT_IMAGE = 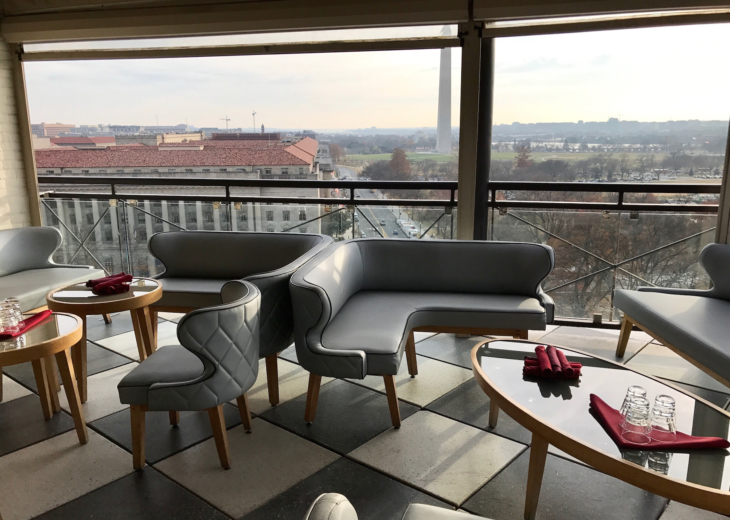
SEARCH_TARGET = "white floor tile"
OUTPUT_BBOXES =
[59,363,137,422]
[96,321,179,361]
[538,326,651,362]
[0,430,132,520]
[414,332,438,343]
[158,312,184,323]
[1,377,31,403]
[350,411,525,505]
[155,419,339,518]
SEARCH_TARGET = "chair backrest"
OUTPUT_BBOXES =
[304,493,358,520]
[0,227,62,277]
[176,280,260,404]
[149,230,328,279]
[701,243,730,301]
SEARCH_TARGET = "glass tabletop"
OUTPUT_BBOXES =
[476,340,730,490]
[50,278,159,303]
[0,313,79,353]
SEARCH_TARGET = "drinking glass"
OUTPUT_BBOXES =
[619,386,647,427]
[650,395,677,443]
[621,396,651,445]
[1,307,19,334]
[648,452,673,475]
[4,297,23,326]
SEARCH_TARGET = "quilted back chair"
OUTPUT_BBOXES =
[118,280,260,470]
[148,230,333,407]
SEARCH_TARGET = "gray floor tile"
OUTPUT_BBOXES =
[0,394,75,456]
[627,344,730,394]
[463,449,667,520]
[242,457,450,520]
[350,411,526,506]
[34,466,230,520]
[0,430,133,520]
[539,326,651,363]
[260,379,419,454]
[90,403,242,464]
[415,334,487,369]
[157,312,184,323]
[86,311,135,342]
[426,379,532,445]
[659,501,729,520]
[154,420,340,518]
[414,331,438,343]
[349,355,472,407]
[96,321,178,361]
[59,363,137,422]
[661,379,730,409]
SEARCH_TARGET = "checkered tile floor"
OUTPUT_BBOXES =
[1,315,729,520]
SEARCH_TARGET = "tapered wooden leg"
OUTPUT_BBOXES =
[102,313,112,324]
[136,307,156,358]
[208,405,231,469]
[130,310,147,361]
[265,354,279,406]
[383,375,401,429]
[151,307,158,351]
[405,330,418,377]
[514,330,528,340]
[130,405,146,469]
[616,315,633,358]
[72,315,88,403]
[304,373,322,424]
[31,358,53,420]
[169,411,180,426]
[524,433,549,520]
[55,349,88,445]
[489,400,499,428]
[236,394,253,432]
[44,356,61,413]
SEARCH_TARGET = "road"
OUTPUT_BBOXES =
[337,166,409,239]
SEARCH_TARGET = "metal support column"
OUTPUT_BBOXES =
[473,37,494,241]
[715,118,730,244]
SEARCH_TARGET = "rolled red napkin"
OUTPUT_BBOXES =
[546,346,563,378]
[525,357,582,369]
[86,272,132,288]
[556,349,574,377]
[524,365,581,380]
[590,394,730,450]
[534,345,552,376]
[92,283,131,296]
[0,310,53,340]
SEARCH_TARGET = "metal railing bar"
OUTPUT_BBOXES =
[545,265,614,293]
[492,201,718,213]
[41,200,109,272]
[613,227,716,268]
[68,206,111,267]
[615,267,657,288]
[280,207,344,233]
[125,201,187,231]
[419,212,445,239]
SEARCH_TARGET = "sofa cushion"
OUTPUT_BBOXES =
[321,291,546,375]
[403,504,485,519]
[155,278,227,308]
[118,345,206,406]
[614,289,730,382]
[0,267,105,311]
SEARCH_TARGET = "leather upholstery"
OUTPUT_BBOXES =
[291,239,555,379]
[0,227,104,311]
[304,493,358,520]
[148,231,333,358]
[118,280,261,411]
[402,504,485,519]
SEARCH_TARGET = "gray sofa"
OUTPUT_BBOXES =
[0,227,105,312]
[614,242,730,387]
[291,238,555,426]
[148,230,333,406]
[305,493,488,519]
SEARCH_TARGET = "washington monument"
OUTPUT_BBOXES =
[436,25,452,154]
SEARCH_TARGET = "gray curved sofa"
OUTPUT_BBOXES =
[305,493,488,519]
[148,230,333,406]
[614,242,730,387]
[291,238,554,426]
[0,227,105,311]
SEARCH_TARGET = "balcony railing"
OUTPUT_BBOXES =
[37,175,721,326]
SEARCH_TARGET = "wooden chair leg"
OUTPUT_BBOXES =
[169,411,180,426]
[208,405,231,469]
[405,330,418,377]
[304,373,322,424]
[265,354,279,406]
[72,316,88,403]
[525,433,549,520]
[102,313,112,324]
[130,405,146,469]
[236,394,253,432]
[513,330,528,340]
[489,400,499,428]
[616,315,633,358]
[383,375,401,429]
[150,307,158,351]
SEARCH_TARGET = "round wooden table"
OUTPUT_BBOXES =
[46,278,162,403]
[472,338,730,520]
[0,312,87,445]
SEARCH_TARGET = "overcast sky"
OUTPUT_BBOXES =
[24,22,730,131]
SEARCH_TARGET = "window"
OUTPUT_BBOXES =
[299,209,306,220]
[151,169,159,173]
[68,212,76,226]
[86,213,94,225]
[137,213,145,224]
[134,169,142,173]
[203,208,214,222]
[45,170,54,174]
[202,169,210,173]
[240,213,248,221]
[104,230,113,242]
[81,169,90,173]
[281,168,288,174]
[283,211,290,221]
[185,169,193,173]
[265,168,272,174]
[137,228,147,241]
[266,211,274,221]
[99,169,107,174]
[219,168,227,172]
[187,212,197,223]
[116,169,124,173]
[237,168,246,172]
[299,168,304,174]
[168,169,175,172]
[104,257,114,271]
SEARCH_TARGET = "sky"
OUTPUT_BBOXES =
[24,22,730,131]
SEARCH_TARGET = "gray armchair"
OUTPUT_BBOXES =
[614,242,730,388]
[291,239,554,427]
[0,227,105,311]
[305,493,488,519]
[118,280,260,470]
[148,230,333,407]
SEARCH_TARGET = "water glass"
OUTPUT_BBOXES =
[619,386,648,426]
[4,297,23,325]
[0,307,19,334]
[621,396,652,445]
[648,451,673,475]
[650,395,677,443]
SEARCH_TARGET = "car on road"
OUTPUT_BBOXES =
[393,230,398,235]
[370,189,375,193]
[356,194,361,197]
[379,219,385,225]
[361,231,366,237]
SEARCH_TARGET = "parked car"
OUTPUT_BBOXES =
[393,230,398,235]
[361,231,366,237]
[379,220,386,225]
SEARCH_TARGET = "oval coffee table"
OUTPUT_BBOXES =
[46,278,162,403]
[472,339,730,520]
[0,312,87,444]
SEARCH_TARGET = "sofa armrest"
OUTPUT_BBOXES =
[636,286,712,297]
[536,287,554,323]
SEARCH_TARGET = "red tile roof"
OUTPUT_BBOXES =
[35,141,317,168]
[50,136,116,145]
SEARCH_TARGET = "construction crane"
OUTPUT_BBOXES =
[220,116,231,130]
[252,111,257,133]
